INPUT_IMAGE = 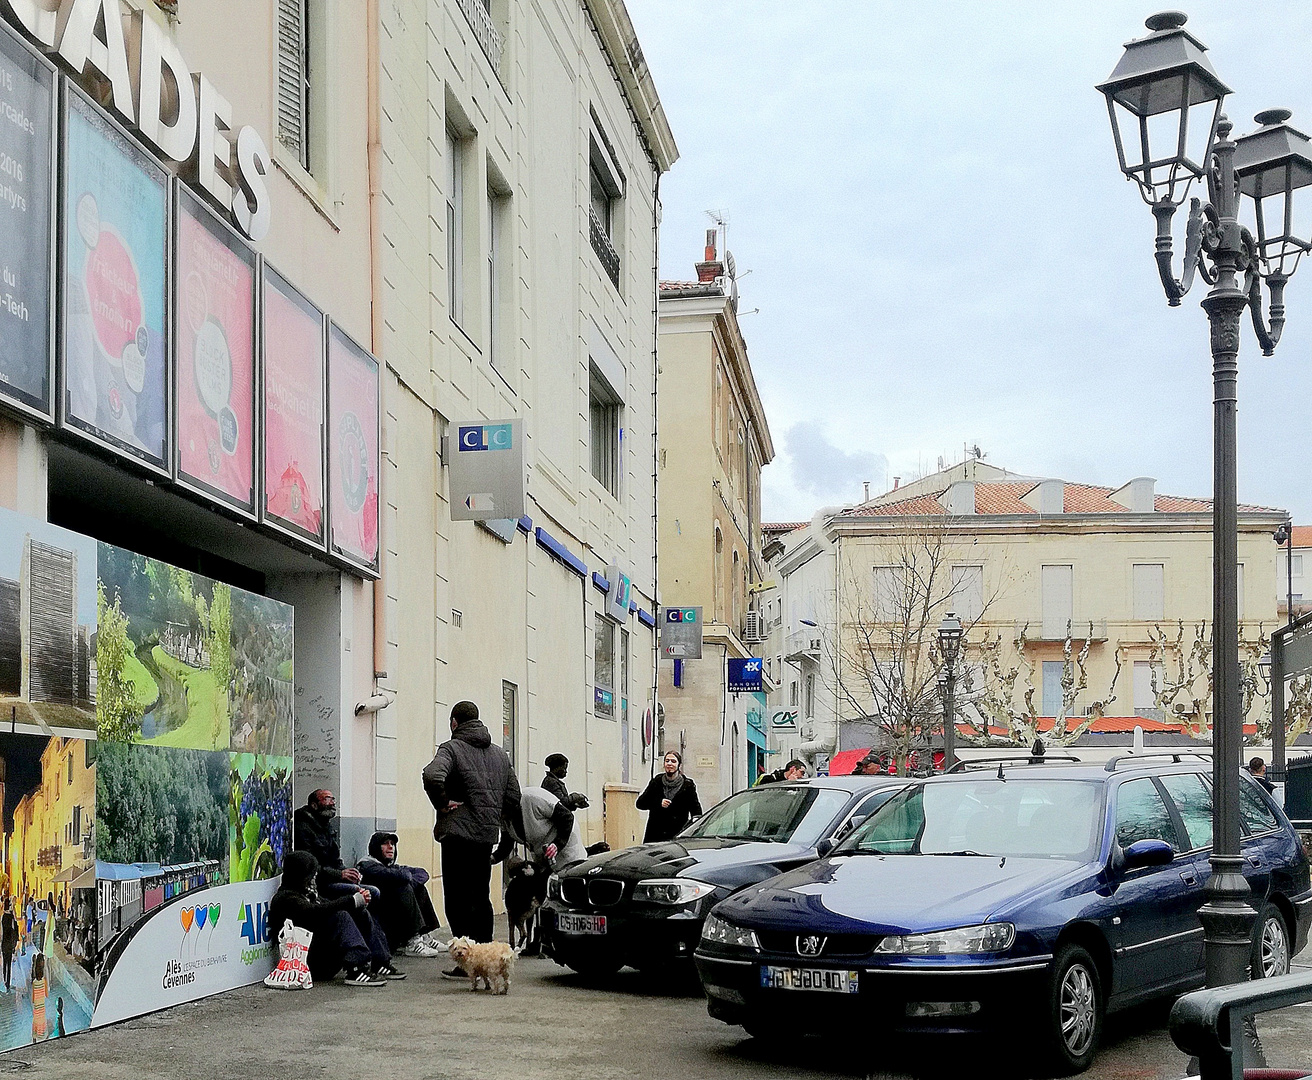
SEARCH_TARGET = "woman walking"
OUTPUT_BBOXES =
[636,751,703,842]
[30,951,47,1041]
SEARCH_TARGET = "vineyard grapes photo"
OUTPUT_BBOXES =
[229,753,293,881]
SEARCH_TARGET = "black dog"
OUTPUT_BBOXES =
[504,855,549,953]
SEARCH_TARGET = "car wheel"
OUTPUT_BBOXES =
[1251,905,1291,979]
[1043,944,1103,1075]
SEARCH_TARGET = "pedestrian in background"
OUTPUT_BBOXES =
[755,759,807,785]
[423,700,522,969]
[542,754,571,804]
[637,751,702,842]
[29,950,46,1040]
[2,897,17,992]
[1249,757,1276,795]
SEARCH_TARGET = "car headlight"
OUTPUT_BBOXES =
[632,879,716,906]
[701,913,760,951]
[874,922,1015,955]
[546,874,562,902]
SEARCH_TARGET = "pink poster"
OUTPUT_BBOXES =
[328,324,380,568]
[262,266,323,542]
[175,189,256,512]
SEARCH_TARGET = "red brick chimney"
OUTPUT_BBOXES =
[696,228,724,283]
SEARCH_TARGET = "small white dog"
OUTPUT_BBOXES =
[446,936,517,994]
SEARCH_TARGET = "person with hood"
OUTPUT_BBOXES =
[636,751,703,842]
[292,790,377,899]
[356,832,444,956]
[494,786,588,869]
[269,851,402,986]
[422,700,521,959]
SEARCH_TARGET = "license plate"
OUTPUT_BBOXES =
[760,965,859,993]
[557,913,607,935]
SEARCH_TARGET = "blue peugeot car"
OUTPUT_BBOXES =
[694,755,1312,1074]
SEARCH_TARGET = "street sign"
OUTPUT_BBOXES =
[660,606,703,659]
[605,564,632,623]
[727,657,763,693]
[448,418,525,521]
[1285,622,1312,677]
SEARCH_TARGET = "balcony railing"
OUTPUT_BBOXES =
[784,628,822,663]
[589,207,621,288]
[1016,619,1109,643]
[456,0,504,71]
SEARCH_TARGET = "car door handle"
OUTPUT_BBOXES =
[1247,856,1263,868]
[1180,871,1198,886]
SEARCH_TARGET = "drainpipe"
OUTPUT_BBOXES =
[649,171,661,780]
[366,0,389,691]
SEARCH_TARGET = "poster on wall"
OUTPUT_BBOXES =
[0,731,98,1051]
[230,590,294,756]
[261,264,324,545]
[0,21,56,422]
[0,506,96,734]
[174,184,258,516]
[60,84,169,473]
[327,322,379,572]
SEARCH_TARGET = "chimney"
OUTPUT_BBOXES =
[1109,477,1157,513]
[942,481,976,516]
[863,481,871,503]
[696,228,724,283]
[892,477,901,490]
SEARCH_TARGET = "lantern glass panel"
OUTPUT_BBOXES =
[1107,94,1221,206]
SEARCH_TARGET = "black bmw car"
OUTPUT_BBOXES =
[541,775,908,977]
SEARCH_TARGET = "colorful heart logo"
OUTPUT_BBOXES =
[180,907,194,933]
[208,903,220,928]
[195,907,207,931]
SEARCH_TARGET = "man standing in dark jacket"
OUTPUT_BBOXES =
[356,832,443,956]
[422,700,521,955]
[269,851,401,986]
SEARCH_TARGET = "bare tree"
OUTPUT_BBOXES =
[1146,621,1269,740]
[821,521,1004,775]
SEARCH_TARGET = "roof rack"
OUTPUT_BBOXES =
[948,753,1082,774]
[1103,751,1213,772]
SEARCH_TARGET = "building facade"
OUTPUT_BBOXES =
[767,460,1287,770]
[656,235,774,798]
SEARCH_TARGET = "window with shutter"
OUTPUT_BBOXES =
[1040,565,1073,639]
[1132,563,1164,621]
[277,0,309,170]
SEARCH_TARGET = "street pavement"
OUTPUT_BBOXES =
[2,935,1309,1080]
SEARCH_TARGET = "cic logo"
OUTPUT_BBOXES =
[665,608,698,623]
[459,424,514,451]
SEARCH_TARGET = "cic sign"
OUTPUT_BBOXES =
[1,0,272,240]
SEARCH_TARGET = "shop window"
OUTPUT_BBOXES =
[594,614,615,718]
[501,681,517,770]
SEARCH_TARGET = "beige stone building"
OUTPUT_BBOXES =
[656,235,774,799]
[767,459,1287,769]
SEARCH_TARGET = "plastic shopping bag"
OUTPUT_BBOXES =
[264,919,313,989]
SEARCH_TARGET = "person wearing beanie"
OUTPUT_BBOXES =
[356,831,444,957]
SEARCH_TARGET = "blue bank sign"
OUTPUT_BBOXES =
[727,657,763,693]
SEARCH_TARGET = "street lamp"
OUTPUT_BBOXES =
[1100,12,1312,990]
[937,613,964,772]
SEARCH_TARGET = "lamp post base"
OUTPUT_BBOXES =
[1198,857,1256,989]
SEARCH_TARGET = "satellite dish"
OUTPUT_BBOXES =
[726,251,738,279]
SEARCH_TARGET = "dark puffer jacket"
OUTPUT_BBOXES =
[292,805,348,890]
[422,719,522,845]
[269,851,359,937]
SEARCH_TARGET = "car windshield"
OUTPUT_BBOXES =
[837,778,1104,861]
[681,786,853,846]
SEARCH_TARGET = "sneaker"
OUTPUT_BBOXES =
[422,934,449,952]
[373,963,407,981]
[343,967,387,987]
[401,937,445,958]
[441,966,466,980]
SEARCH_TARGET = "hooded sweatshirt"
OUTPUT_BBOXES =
[422,719,522,845]
[518,787,588,868]
[356,832,431,890]
[269,851,360,938]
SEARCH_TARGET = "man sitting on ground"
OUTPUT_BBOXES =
[269,851,402,986]
[356,832,445,957]
[755,758,808,785]
[293,790,379,900]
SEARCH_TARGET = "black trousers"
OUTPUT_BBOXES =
[374,881,441,950]
[307,908,390,980]
[439,837,494,942]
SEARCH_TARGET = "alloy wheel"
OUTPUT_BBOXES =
[1260,914,1290,978]
[1059,963,1097,1057]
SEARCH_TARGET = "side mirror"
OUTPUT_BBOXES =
[1121,838,1175,870]
[815,839,836,859]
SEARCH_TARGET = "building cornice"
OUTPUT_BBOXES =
[825,510,1289,541]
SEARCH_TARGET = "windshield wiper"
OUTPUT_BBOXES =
[927,849,993,857]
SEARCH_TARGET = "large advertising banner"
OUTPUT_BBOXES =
[327,323,379,571]
[262,265,324,545]
[0,22,55,422]
[61,86,169,473]
[174,185,258,516]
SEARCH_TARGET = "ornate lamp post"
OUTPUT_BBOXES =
[937,613,964,772]
[1099,12,1312,989]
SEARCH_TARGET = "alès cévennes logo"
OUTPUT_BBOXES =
[162,902,226,990]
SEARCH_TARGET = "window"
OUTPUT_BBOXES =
[588,130,622,288]
[1115,777,1180,851]
[1133,661,1163,719]
[67,752,74,785]
[790,680,798,707]
[1042,660,1065,716]
[951,565,984,622]
[620,628,630,727]
[1294,554,1304,576]
[72,804,82,844]
[446,127,465,326]
[872,566,901,621]
[501,681,517,768]
[589,364,622,498]
[1159,773,1213,850]
[590,162,612,237]
[732,550,741,627]
[276,0,311,170]
[1132,563,1164,621]
[714,529,725,621]
[805,672,815,718]
[487,188,503,367]
[594,614,615,718]
[1240,781,1279,835]
[1040,564,1073,639]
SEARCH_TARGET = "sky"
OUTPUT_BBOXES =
[626,1,1312,525]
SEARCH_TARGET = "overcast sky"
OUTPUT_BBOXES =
[627,1,1312,525]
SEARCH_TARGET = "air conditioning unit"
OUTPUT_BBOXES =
[809,638,822,653]
[743,610,764,643]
